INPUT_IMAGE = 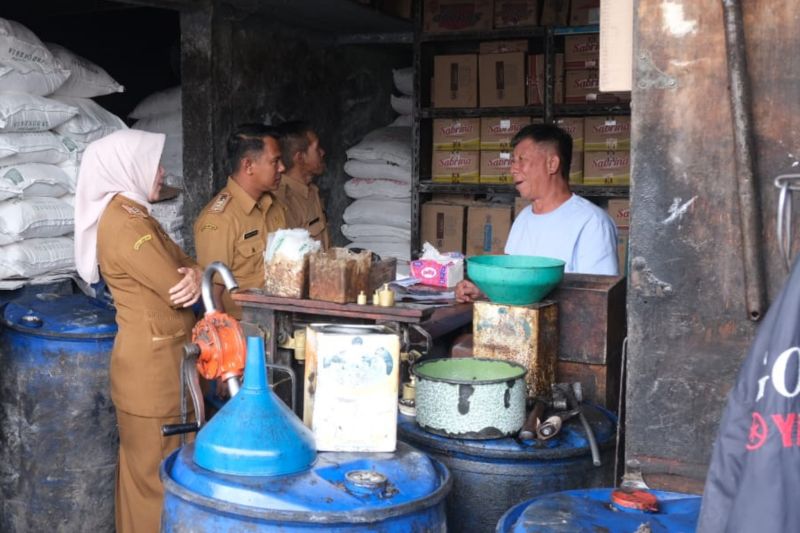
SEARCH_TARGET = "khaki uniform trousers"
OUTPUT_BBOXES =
[115,409,191,533]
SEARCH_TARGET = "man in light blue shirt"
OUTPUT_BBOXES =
[456,123,618,303]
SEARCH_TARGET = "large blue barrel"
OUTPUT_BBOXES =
[398,405,616,533]
[497,488,701,532]
[161,441,450,531]
[0,293,118,532]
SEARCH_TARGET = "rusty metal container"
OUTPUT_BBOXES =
[550,274,626,365]
[368,257,397,294]
[309,248,371,304]
[263,256,307,298]
[472,300,558,397]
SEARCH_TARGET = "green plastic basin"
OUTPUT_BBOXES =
[466,255,566,305]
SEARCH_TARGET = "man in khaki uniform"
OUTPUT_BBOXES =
[194,124,287,319]
[274,120,331,249]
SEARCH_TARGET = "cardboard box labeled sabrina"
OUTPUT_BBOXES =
[554,117,584,151]
[433,118,481,151]
[606,198,630,228]
[565,70,629,104]
[421,202,466,253]
[479,52,526,107]
[583,150,631,185]
[432,150,481,183]
[480,150,514,184]
[569,0,600,26]
[564,34,599,70]
[433,54,478,108]
[479,39,529,54]
[480,116,530,150]
[584,116,631,151]
[466,203,513,255]
[424,0,493,32]
[494,0,538,28]
[528,53,564,105]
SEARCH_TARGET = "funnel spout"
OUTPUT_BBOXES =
[202,261,239,314]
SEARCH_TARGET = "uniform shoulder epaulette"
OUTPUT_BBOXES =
[121,203,148,218]
[209,192,232,213]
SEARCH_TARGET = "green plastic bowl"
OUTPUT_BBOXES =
[466,255,566,305]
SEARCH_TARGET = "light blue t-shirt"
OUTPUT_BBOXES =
[505,194,619,275]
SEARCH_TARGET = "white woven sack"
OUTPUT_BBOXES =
[344,160,411,183]
[132,110,182,136]
[48,43,124,98]
[129,86,181,119]
[344,178,410,200]
[392,67,413,96]
[0,196,74,245]
[390,94,412,116]
[0,18,70,95]
[160,133,183,177]
[345,240,411,262]
[150,194,184,220]
[341,224,411,242]
[346,127,411,168]
[0,163,73,201]
[343,198,410,228]
[389,115,412,127]
[0,132,77,165]
[0,236,75,279]
[57,159,80,189]
[0,92,78,132]
[51,96,127,144]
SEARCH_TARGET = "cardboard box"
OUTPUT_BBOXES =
[539,0,569,25]
[569,149,583,183]
[432,150,481,183]
[480,150,514,183]
[553,117,584,151]
[617,227,630,275]
[433,118,481,150]
[606,198,630,228]
[514,196,529,217]
[423,0,494,32]
[479,52,526,107]
[466,203,513,255]
[583,150,631,184]
[584,116,631,151]
[410,256,464,287]
[431,193,476,205]
[376,0,413,19]
[421,202,466,252]
[433,54,478,108]
[479,39,528,54]
[565,69,629,104]
[480,116,530,150]
[569,0,600,26]
[528,53,564,105]
[494,0,538,28]
[564,34,599,70]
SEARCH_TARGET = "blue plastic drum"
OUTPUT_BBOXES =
[497,488,701,532]
[0,292,117,532]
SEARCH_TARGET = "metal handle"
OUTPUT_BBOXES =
[202,261,239,314]
[266,362,297,412]
[161,422,200,437]
[775,174,800,270]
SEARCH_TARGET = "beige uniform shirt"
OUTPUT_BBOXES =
[194,177,287,319]
[274,176,330,250]
[97,195,197,417]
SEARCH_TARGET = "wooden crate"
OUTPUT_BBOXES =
[309,248,371,304]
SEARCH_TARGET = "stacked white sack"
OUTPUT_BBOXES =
[0,18,125,284]
[389,67,413,127]
[130,87,184,247]
[342,125,412,275]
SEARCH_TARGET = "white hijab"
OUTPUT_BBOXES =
[74,129,166,284]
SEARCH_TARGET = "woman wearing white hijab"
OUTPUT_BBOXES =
[74,129,201,533]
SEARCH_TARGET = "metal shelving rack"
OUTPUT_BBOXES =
[410,11,630,257]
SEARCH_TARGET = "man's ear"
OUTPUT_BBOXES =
[547,152,561,176]
[242,157,255,175]
[293,149,305,166]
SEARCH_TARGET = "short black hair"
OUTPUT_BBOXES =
[226,123,280,175]
[276,120,315,171]
[511,123,573,180]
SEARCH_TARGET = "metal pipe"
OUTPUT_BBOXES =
[201,261,239,314]
[722,0,766,321]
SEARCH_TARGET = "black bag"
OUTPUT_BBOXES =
[699,259,800,532]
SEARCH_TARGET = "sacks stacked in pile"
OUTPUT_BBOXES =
[0,18,126,285]
[130,87,184,247]
[342,67,414,275]
[389,67,413,127]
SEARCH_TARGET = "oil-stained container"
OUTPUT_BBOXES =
[398,405,616,533]
[0,292,117,532]
[496,488,701,532]
[161,336,451,532]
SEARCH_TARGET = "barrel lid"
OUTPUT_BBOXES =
[398,404,615,461]
[497,488,701,532]
[163,441,450,520]
[2,293,117,338]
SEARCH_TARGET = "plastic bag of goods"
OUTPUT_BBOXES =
[0,92,78,133]
[0,131,77,166]
[0,18,70,95]
[47,43,124,98]
[129,86,181,119]
[263,229,321,298]
[344,177,410,200]
[0,163,73,201]
[0,236,75,279]
[343,159,411,182]
[345,127,411,168]
[0,196,74,245]
[51,97,127,145]
[343,198,410,228]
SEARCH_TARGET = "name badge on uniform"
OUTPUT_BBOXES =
[243,229,259,240]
